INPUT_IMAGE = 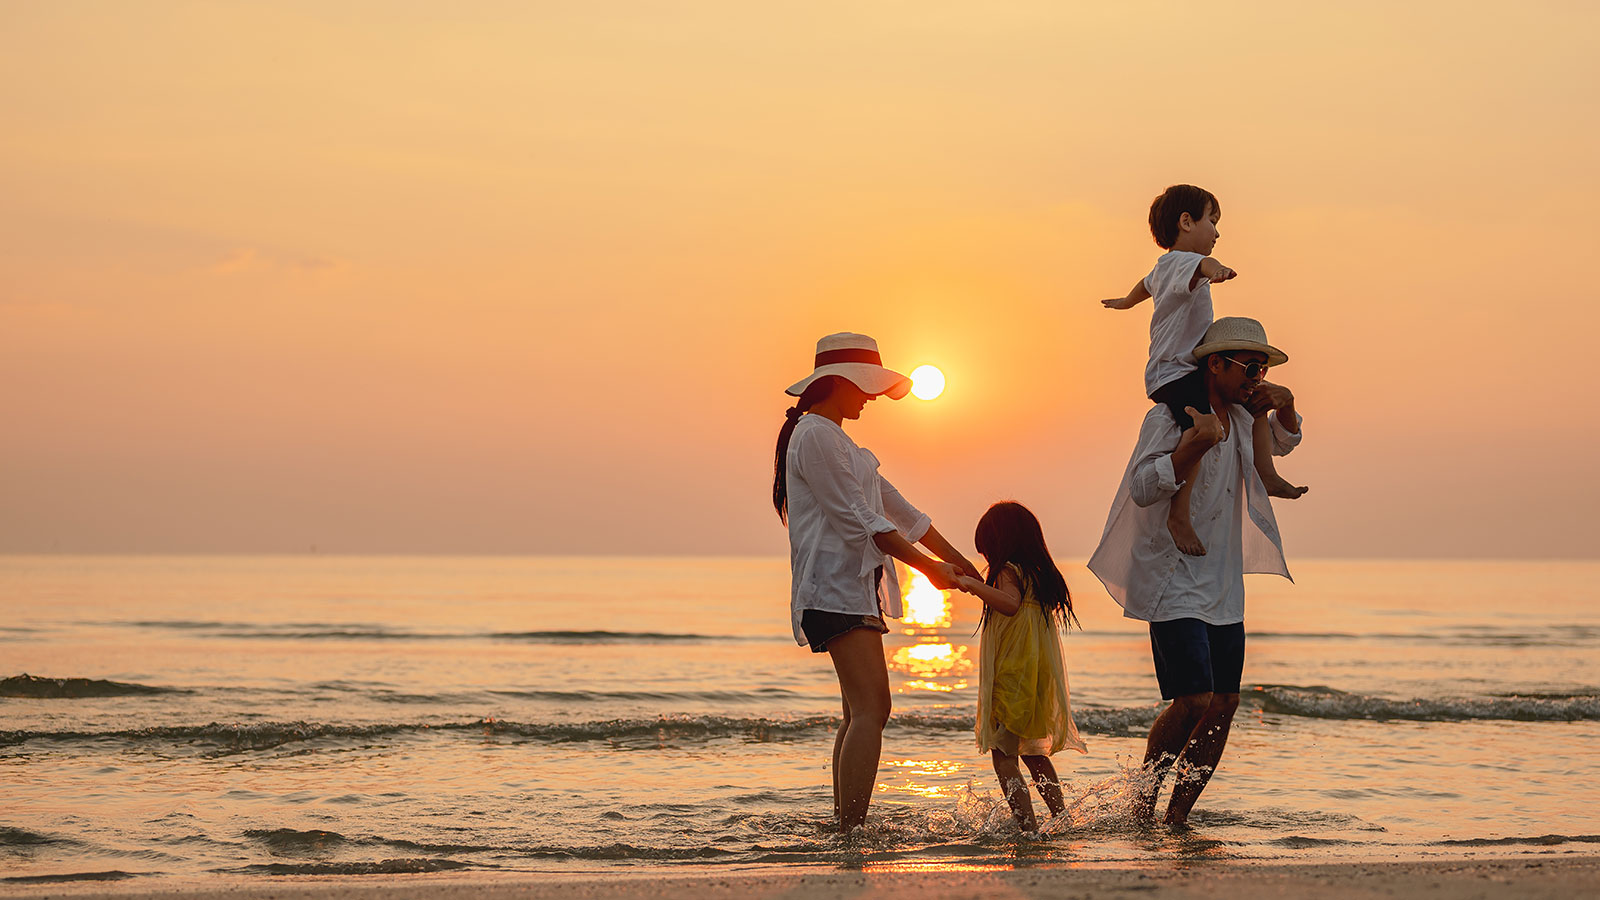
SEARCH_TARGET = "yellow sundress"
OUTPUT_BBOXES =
[976,563,1088,756]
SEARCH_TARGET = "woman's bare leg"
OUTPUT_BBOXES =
[825,627,891,831]
[991,750,1038,831]
[1021,755,1065,817]
[831,696,851,824]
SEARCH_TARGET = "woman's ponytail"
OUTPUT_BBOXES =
[773,377,840,523]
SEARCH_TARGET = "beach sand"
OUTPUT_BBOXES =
[6,857,1600,900]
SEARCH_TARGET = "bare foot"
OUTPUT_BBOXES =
[1265,476,1308,500]
[1166,509,1206,556]
[1133,787,1159,824]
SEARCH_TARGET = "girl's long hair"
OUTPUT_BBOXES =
[773,376,843,523]
[974,501,1078,629]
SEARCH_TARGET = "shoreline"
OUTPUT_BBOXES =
[6,856,1600,900]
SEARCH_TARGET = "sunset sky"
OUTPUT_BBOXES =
[3,1,1596,558]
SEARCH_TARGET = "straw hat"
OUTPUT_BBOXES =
[786,333,912,399]
[1192,316,1289,367]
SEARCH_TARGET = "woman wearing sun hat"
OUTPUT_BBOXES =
[772,332,981,832]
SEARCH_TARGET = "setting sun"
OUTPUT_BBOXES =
[909,365,945,400]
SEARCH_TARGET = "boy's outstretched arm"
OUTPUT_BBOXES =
[1102,279,1151,310]
[1190,257,1237,290]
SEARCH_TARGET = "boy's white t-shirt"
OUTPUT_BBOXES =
[1142,250,1213,396]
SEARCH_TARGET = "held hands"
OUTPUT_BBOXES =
[954,574,987,595]
[924,561,964,592]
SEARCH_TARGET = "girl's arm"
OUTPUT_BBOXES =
[956,568,1023,617]
[873,530,962,590]
[1101,278,1151,310]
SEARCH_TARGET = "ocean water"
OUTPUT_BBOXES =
[3,555,1599,883]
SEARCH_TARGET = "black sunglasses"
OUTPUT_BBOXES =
[1220,355,1269,379]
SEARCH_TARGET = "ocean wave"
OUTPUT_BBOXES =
[1433,834,1600,847]
[214,858,473,876]
[244,828,347,855]
[6,687,1597,752]
[2,871,137,884]
[0,674,178,699]
[123,622,758,643]
[0,827,68,847]
[1249,685,1600,722]
[1247,626,1600,645]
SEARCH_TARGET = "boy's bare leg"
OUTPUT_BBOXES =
[1252,414,1307,499]
[1021,755,1066,818]
[991,750,1038,831]
[1135,692,1211,822]
[1164,692,1241,827]
[1166,426,1206,555]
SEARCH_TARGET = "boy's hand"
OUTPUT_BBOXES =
[1200,257,1237,284]
[1102,296,1142,309]
[1186,407,1226,445]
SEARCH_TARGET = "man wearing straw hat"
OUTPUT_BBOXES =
[1088,316,1304,827]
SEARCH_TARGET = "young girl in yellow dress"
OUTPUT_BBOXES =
[955,501,1087,831]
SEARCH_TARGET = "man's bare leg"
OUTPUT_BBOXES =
[1021,755,1066,818]
[1135,692,1212,822]
[1252,414,1306,499]
[1164,692,1240,826]
[991,750,1038,831]
[825,627,891,831]
[1166,425,1207,555]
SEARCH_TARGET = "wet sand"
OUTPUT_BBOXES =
[5,857,1599,900]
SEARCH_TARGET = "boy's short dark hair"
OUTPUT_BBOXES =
[1148,184,1219,249]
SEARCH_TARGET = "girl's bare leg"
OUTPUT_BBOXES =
[991,750,1038,831]
[1252,414,1306,499]
[1166,426,1206,555]
[1021,755,1066,818]
[825,627,891,831]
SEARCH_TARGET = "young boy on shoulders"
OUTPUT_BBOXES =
[1102,184,1306,556]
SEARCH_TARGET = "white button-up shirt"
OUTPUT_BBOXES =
[1088,404,1302,625]
[1143,250,1213,396]
[785,415,931,645]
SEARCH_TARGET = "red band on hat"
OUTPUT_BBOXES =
[814,348,882,367]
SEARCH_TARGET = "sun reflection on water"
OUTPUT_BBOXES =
[901,569,952,630]
[885,758,967,798]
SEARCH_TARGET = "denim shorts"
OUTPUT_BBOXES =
[1149,617,1246,699]
[800,609,888,653]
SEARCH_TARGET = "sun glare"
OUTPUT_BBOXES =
[909,365,945,400]
[901,570,952,628]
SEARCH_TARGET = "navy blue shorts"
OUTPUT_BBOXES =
[1149,368,1211,431]
[1149,618,1246,700]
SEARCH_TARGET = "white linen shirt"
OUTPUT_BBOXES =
[1143,250,1214,396]
[1087,404,1303,625]
[785,415,931,645]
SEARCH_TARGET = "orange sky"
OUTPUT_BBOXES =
[2,2,1596,557]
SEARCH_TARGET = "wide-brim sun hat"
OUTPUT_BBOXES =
[1192,316,1289,367]
[786,332,912,399]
